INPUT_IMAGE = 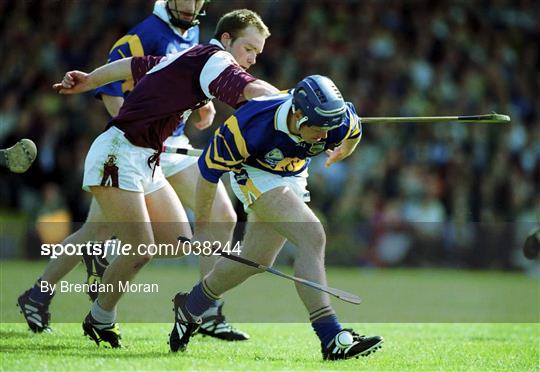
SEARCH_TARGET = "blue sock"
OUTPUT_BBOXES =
[311,314,343,347]
[28,278,55,305]
[186,281,218,317]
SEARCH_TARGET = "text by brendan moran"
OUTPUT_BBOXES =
[41,281,159,294]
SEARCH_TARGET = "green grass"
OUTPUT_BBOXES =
[1,261,538,323]
[1,323,538,370]
[1,261,539,370]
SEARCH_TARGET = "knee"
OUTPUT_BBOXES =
[211,200,237,225]
[302,225,326,256]
[132,253,153,269]
[224,208,237,225]
[94,224,113,241]
[77,221,104,240]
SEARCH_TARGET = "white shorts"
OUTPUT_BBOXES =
[230,165,310,212]
[82,126,167,195]
[160,134,198,178]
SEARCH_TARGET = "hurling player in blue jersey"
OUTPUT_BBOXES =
[169,75,383,360]
[18,1,247,341]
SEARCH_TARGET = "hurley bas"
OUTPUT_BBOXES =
[41,280,159,294]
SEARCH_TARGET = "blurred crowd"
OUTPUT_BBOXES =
[1,0,538,269]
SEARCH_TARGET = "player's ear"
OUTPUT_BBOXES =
[220,32,232,48]
[293,108,304,121]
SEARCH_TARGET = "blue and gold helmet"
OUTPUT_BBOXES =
[292,75,347,129]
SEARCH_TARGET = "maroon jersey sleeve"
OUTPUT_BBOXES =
[208,65,257,108]
[131,56,164,84]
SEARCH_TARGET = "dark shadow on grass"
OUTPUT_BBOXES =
[59,349,174,359]
[1,344,87,352]
[1,342,319,363]
[468,335,505,341]
[0,329,35,338]
[0,343,169,358]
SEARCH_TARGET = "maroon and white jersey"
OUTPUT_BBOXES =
[107,39,257,150]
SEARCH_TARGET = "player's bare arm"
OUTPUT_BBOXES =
[52,57,134,94]
[193,101,216,130]
[325,135,361,168]
[240,79,279,102]
[101,94,125,117]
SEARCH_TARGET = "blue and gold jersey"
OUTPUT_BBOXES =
[95,15,198,98]
[94,5,199,136]
[199,93,362,183]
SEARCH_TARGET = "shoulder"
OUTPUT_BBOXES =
[202,48,236,68]
[344,102,360,128]
[329,102,361,141]
[132,15,171,44]
[238,94,289,119]
[108,16,166,56]
[197,46,239,79]
[135,14,168,32]
[235,95,289,135]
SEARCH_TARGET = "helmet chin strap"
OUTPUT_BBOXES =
[296,117,308,131]
[292,104,308,131]
[166,1,202,30]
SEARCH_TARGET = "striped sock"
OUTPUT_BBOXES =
[186,281,219,317]
[310,306,342,347]
[28,278,55,305]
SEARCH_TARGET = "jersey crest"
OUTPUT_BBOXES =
[264,148,284,167]
[100,155,119,188]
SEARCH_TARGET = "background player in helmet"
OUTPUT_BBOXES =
[169,75,383,360]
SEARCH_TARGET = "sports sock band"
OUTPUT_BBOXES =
[91,300,117,324]
[309,305,335,322]
[201,299,223,318]
[186,281,218,316]
[28,278,55,305]
[311,314,343,348]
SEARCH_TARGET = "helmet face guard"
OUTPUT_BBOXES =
[292,75,347,130]
[166,0,208,29]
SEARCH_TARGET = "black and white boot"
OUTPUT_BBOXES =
[17,289,52,333]
[169,292,202,352]
[322,329,383,360]
[198,301,250,341]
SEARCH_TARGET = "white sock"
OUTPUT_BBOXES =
[91,300,117,325]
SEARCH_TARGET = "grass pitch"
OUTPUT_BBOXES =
[0,261,538,370]
[1,323,538,370]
